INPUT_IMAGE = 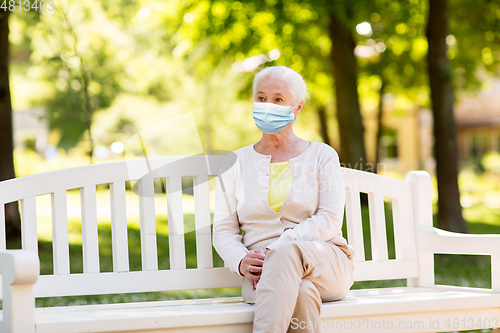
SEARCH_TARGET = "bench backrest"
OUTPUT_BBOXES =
[0,156,418,299]
[342,168,418,281]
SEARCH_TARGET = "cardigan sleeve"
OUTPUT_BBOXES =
[212,156,249,276]
[266,148,346,250]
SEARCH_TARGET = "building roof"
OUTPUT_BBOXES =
[455,79,500,128]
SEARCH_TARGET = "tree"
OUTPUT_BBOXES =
[427,0,467,233]
[450,0,500,91]
[327,5,368,169]
[30,0,132,156]
[0,8,21,242]
[353,0,498,231]
[354,0,429,168]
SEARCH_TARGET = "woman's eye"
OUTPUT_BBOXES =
[276,98,283,102]
[259,97,266,101]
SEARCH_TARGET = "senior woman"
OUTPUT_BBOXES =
[213,66,354,333]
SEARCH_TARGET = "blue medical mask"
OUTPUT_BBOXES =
[252,102,295,134]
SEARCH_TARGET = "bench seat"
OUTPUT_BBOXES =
[28,286,500,333]
[33,298,254,333]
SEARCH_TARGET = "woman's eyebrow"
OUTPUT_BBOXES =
[256,91,286,98]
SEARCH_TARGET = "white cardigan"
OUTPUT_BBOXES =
[213,142,354,276]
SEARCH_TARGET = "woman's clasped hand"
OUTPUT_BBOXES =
[239,249,270,290]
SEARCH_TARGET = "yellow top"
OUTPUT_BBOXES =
[268,161,293,212]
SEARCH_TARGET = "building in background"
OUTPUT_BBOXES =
[364,78,500,175]
[455,79,500,160]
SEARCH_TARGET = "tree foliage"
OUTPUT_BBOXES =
[169,0,369,166]
[30,0,127,151]
[450,0,500,92]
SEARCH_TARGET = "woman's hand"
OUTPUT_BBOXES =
[239,249,268,290]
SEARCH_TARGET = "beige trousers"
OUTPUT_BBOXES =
[242,241,354,333]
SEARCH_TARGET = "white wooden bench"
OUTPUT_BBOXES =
[0,155,499,333]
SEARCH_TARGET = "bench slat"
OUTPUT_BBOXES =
[368,192,389,261]
[138,178,158,271]
[342,168,411,200]
[0,204,6,250]
[166,176,186,270]
[0,156,223,204]
[51,190,70,275]
[33,268,242,298]
[80,185,100,273]
[33,297,252,333]
[392,195,417,260]
[31,259,419,298]
[110,181,129,272]
[353,259,419,281]
[21,197,38,253]
[194,175,213,269]
[345,187,365,262]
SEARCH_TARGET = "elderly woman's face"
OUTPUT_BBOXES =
[255,76,296,107]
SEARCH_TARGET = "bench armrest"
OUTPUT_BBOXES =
[0,250,39,333]
[417,227,500,292]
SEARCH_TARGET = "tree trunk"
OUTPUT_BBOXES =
[328,13,368,170]
[316,105,331,146]
[426,0,467,233]
[0,9,21,243]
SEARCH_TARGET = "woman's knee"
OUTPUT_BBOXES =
[266,241,301,265]
[297,279,321,305]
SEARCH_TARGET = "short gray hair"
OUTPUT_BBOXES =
[252,66,308,106]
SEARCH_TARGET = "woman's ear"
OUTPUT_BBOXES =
[294,100,304,119]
